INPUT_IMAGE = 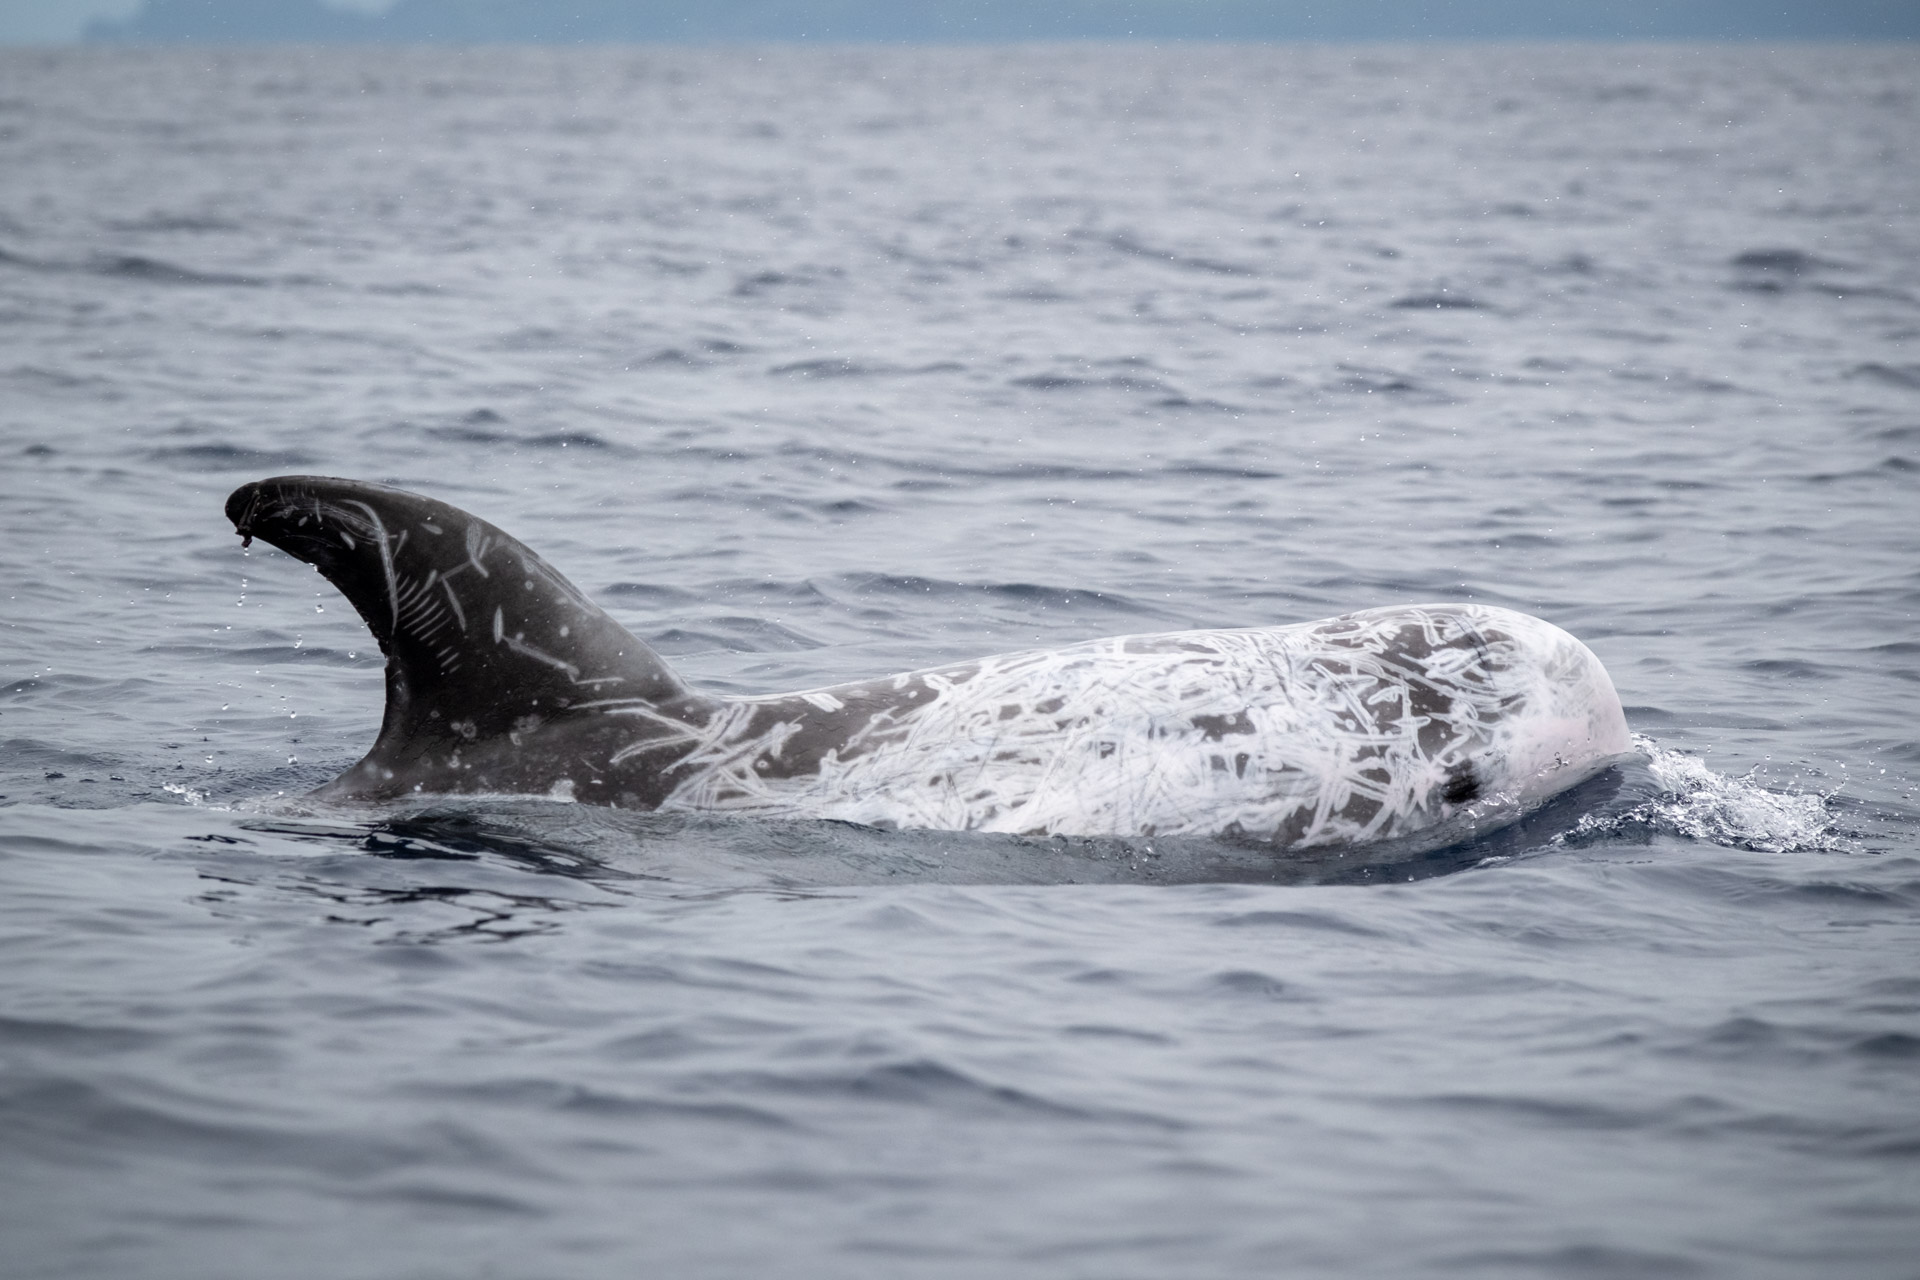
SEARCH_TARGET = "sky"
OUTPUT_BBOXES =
[3,0,1918,44]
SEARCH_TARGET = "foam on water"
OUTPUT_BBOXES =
[1567,735,1846,855]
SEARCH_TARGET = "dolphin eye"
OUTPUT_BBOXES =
[1443,767,1480,805]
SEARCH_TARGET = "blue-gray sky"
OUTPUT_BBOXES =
[5,0,1918,44]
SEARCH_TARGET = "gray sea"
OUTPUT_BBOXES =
[2,40,1918,1279]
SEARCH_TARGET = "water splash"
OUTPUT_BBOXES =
[161,781,218,809]
[1570,735,1842,854]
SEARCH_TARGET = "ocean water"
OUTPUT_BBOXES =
[2,41,1918,1278]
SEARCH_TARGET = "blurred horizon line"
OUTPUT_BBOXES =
[34,0,1920,47]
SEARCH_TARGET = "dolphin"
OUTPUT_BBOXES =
[226,476,1631,852]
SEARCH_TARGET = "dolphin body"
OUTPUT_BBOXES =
[227,476,1631,853]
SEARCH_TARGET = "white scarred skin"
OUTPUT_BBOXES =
[231,479,1630,853]
[607,604,1631,848]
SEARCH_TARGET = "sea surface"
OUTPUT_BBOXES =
[2,41,1918,1279]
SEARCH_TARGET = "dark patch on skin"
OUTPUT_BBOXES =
[1412,687,1454,757]
[1443,764,1481,806]
[1270,805,1317,847]
[1337,792,1383,827]
[1342,618,1514,757]
[1189,711,1253,741]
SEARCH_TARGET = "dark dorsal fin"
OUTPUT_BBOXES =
[226,476,695,760]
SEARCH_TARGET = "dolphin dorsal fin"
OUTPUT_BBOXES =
[227,476,692,754]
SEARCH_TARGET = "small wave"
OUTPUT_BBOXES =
[763,439,1236,485]
[1727,248,1852,295]
[1166,462,1279,479]
[421,424,630,454]
[1100,231,1257,277]
[994,282,1075,303]
[738,1056,1181,1127]
[147,443,314,470]
[1570,736,1840,854]
[1808,456,1920,483]
[1009,372,1180,395]
[764,355,967,379]
[1330,363,1424,395]
[0,244,46,271]
[1848,362,1920,391]
[731,266,842,297]
[601,581,701,605]
[769,357,875,378]
[644,616,823,654]
[1730,248,1840,274]
[1154,394,1245,413]
[94,253,267,287]
[629,347,713,370]
[768,357,965,380]
[1389,291,1488,310]
[525,430,623,452]
[104,213,240,234]
[821,573,1159,618]
[1211,908,1389,937]
[425,412,515,444]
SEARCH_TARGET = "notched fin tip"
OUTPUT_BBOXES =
[225,481,265,550]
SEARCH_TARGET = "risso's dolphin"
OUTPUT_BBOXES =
[226,476,1631,853]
